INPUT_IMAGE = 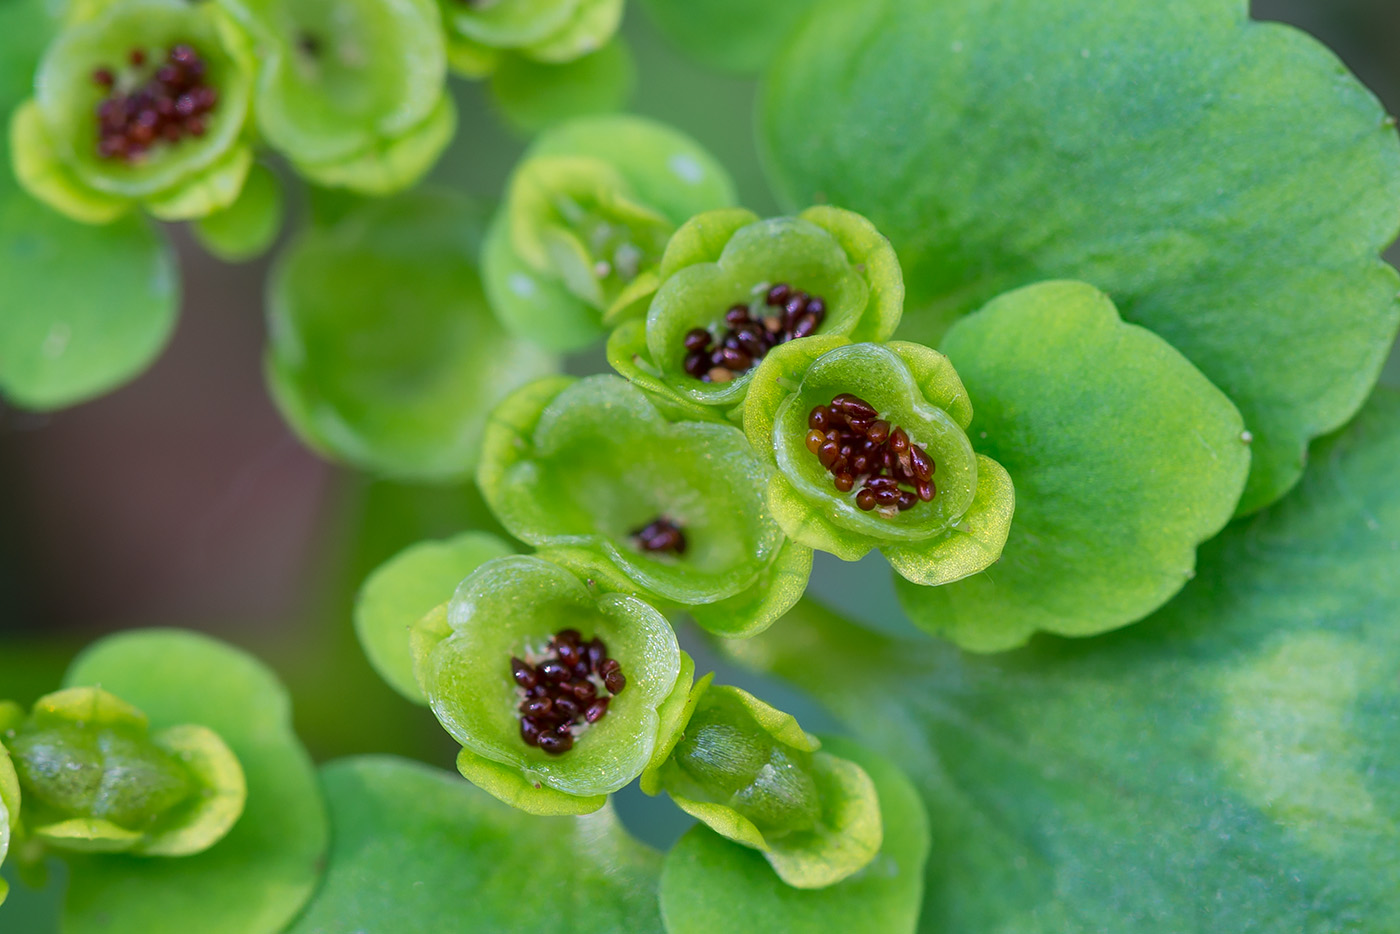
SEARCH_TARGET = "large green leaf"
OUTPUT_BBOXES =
[287,756,664,934]
[897,280,1250,651]
[659,736,928,934]
[727,388,1400,932]
[761,0,1400,513]
[57,630,326,934]
[266,188,558,481]
[0,0,178,411]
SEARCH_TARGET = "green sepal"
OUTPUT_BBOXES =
[899,280,1250,651]
[411,555,682,805]
[520,0,623,64]
[689,536,815,638]
[606,319,727,423]
[10,99,128,224]
[143,142,253,221]
[191,162,283,262]
[293,93,456,196]
[29,0,256,209]
[484,115,736,351]
[442,0,576,49]
[355,531,517,705]
[654,684,882,888]
[631,208,904,414]
[453,747,606,817]
[477,375,802,618]
[4,686,245,857]
[745,336,1014,577]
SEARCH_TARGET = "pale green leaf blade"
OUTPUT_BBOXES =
[761,0,1400,512]
[729,388,1400,932]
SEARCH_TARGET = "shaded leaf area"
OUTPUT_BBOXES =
[490,39,635,133]
[660,736,928,934]
[897,281,1249,650]
[761,0,1400,512]
[0,0,178,410]
[287,756,664,934]
[266,188,558,481]
[637,0,819,74]
[57,630,326,934]
[727,390,1400,932]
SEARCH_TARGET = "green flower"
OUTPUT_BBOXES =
[218,0,452,194]
[483,115,736,352]
[437,0,623,76]
[410,555,689,816]
[607,206,904,421]
[477,375,812,637]
[10,0,257,223]
[645,682,882,889]
[744,336,1015,584]
[0,686,245,857]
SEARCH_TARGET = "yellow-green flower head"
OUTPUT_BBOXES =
[0,687,245,857]
[437,0,623,77]
[10,0,258,223]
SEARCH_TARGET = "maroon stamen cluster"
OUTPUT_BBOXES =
[631,517,686,554]
[682,283,827,384]
[511,629,626,755]
[92,44,218,163]
[806,393,936,514]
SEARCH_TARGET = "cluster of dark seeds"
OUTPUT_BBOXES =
[682,283,827,384]
[630,517,687,555]
[511,629,627,755]
[806,393,937,514]
[92,45,218,162]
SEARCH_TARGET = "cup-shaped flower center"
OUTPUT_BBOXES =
[681,283,829,384]
[510,629,628,756]
[91,44,218,162]
[804,392,937,516]
[630,517,687,555]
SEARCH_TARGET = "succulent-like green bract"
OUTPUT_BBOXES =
[437,0,623,76]
[1,686,245,858]
[483,115,736,351]
[648,682,882,889]
[477,374,812,637]
[411,555,688,816]
[218,0,451,194]
[10,0,256,223]
[607,206,904,421]
[744,336,1014,582]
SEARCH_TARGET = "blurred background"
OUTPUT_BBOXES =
[0,0,1397,850]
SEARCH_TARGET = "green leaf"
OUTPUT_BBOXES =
[899,280,1249,651]
[727,387,1400,932]
[355,531,517,704]
[0,133,178,410]
[637,0,818,75]
[286,756,664,934]
[659,737,928,934]
[490,39,634,134]
[56,630,325,934]
[760,0,1400,513]
[266,188,558,481]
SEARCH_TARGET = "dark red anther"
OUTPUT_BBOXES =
[889,426,910,454]
[856,488,877,510]
[586,638,607,671]
[570,679,597,702]
[92,68,115,87]
[791,313,820,339]
[520,718,542,746]
[540,660,570,683]
[809,406,832,431]
[805,392,938,517]
[766,283,791,305]
[511,657,538,689]
[909,444,935,481]
[603,667,626,694]
[585,697,610,722]
[724,305,749,326]
[129,48,146,66]
[684,328,711,351]
[834,472,855,492]
[522,697,553,718]
[538,730,573,755]
[554,696,581,721]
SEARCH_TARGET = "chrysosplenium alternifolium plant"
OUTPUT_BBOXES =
[4,0,1400,930]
